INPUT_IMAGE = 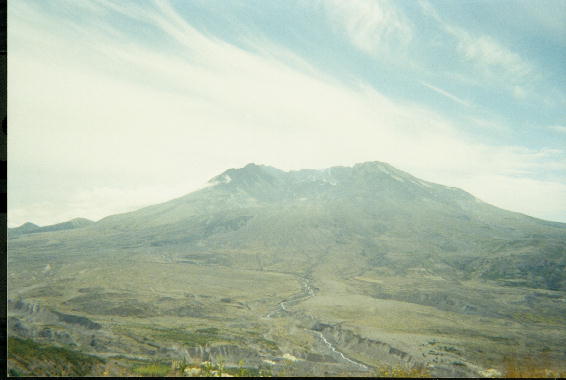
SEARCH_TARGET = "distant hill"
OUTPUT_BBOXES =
[8,222,41,236]
[8,217,94,237]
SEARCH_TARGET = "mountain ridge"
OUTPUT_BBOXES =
[8,217,95,237]
[12,161,565,229]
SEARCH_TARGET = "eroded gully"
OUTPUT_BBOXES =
[263,275,369,371]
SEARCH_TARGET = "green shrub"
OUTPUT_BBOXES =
[8,337,104,376]
[8,368,24,377]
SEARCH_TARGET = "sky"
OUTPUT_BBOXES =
[8,0,566,226]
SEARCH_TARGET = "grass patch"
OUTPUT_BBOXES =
[503,355,566,378]
[170,359,272,377]
[151,327,226,347]
[132,362,171,377]
[256,337,279,351]
[513,312,566,325]
[376,365,431,378]
[196,327,219,335]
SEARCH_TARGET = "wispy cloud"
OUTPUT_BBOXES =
[549,125,566,134]
[420,82,472,107]
[418,0,536,98]
[318,0,412,56]
[455,33,532,79]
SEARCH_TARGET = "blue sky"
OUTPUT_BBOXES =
[8,0,566,225]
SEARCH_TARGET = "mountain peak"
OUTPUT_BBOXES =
[16,222,40,230]
[354,160,388,167]
[208,163,284,185]
[353,161,400,173]
[68,217,95,226]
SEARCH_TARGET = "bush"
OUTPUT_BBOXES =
[8,337,104,376]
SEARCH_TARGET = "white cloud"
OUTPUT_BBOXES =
[7,0,566,225]
[318,0,412,56]
[455,33,532,78]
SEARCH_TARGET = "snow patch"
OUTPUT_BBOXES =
[205,174,232,189]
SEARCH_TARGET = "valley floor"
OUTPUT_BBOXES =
[7,248,566,377]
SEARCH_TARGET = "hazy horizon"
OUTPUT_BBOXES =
[8,0,566,226]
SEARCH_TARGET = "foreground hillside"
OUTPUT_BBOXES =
[8,161,566,377]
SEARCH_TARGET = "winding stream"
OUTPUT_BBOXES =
[263,275,369,371]
[314,331,368,370]
[264,278,314,318]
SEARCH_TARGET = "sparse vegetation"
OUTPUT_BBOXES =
[7,336,104,376]
[376,365,431,378]
[132,362,171,377]
[168,358,271,377]
[150,327,227,347]
[502,355,566,378]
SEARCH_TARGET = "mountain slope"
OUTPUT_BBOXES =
[9,161,566,290]
[102,162,564,290]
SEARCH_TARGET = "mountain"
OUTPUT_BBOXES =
[7,161,566,376]
[8,222,41,236]
[8,217,94,237]
[10,162,566,290]
[31,161,562,290]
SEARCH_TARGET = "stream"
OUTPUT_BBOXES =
[263,275,369,371]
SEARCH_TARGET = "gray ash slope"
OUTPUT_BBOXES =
[9,161,566,291]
